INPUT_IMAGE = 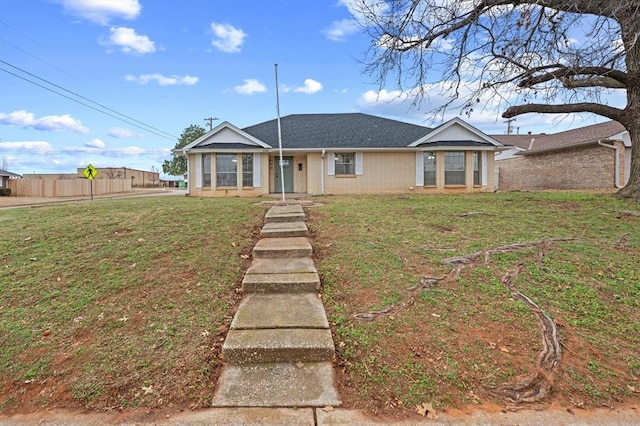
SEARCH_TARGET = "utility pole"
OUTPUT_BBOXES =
[204,116,218,131]
[504,118,516,134]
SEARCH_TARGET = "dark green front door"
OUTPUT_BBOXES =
[274,156,294,193]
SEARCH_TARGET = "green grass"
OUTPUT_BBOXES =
[309,192,639,411]
[1,191,639,414]
[1,196,266,411]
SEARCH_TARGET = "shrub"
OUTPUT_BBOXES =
[0,188,11,196]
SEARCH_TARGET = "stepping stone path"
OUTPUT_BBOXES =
[212,204,341,407]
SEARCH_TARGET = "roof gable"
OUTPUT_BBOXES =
[182,121,271,151]
[410,117,504,148]
[0,168,22,178]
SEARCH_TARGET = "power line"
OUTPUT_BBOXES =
[0,60,179,141]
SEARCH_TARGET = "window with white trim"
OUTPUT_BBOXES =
[473,151,482,185]
[216,154,237,187]
[202,154,211,187]
[444,152,465,185]
[242,153,253,187]
[423,151,436,186]
[335,153,355,175]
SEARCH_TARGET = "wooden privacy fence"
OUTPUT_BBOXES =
[8,179,131,197]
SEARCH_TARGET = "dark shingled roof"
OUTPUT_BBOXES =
[242,113,433,149]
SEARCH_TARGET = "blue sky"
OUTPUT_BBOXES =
[0,0,623,177]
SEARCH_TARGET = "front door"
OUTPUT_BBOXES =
[274,156,294,193]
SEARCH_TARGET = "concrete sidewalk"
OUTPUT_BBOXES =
[2,406,639,425]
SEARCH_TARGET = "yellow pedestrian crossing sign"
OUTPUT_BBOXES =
[83,164,98,180]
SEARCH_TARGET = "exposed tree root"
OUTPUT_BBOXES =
[353,237,569,405]
[486,265,562,404]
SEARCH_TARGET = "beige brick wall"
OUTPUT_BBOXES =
[189,150,496,196]
[306,151,494,195]
[497,143,623,190]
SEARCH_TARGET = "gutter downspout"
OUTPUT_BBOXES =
[320,149,325,195]
[598,140,622,189]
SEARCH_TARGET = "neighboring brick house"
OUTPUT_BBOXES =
[493,121,631,191]
[177,113,506,197]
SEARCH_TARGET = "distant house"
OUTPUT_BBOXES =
[0,168,21,188]
[493,121,631,191]
[177,113,506,197]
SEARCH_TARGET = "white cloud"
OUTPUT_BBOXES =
[61,0,141,25]
[102,27,156,55]
[108,127,141,138]
[0,110,89,133]
[210,22,246,53]
[125,73,199,86]
[0,141,55,154]
[234,79,267,95]
[293,79,323,94]
[323,18,360,41]
[85,139,105,148]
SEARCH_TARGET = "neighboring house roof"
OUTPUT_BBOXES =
[0,168,22,178]
[491,134,540,150]
[242,113,433,149]
[493,121,627,156]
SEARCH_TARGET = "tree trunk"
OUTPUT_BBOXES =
[615,15,640,200]
[616,116,640,200]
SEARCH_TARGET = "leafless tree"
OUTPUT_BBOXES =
[351,0,640,198]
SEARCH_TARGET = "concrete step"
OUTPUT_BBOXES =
[242,272,320,293]
[252,237,312,259]
[260,221,308,238]
[246,257,317,275]
[212,361,341,407]
[222,328,334,364]
[231,293,329,330]
[265,205,305,224]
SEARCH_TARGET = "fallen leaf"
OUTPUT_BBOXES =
[321,406,334,412]
[415,402,438,419]
[489,342,497,349]
[137,238,145,243]
[24,237,32,241]
[142,385,154,395]
[499,346,510,353]
[628,385,638,393]
[431,313,440,318]
[231,242,237,247]
[201,330,210,337]
[118,316,128,322]
[240,254,249,259]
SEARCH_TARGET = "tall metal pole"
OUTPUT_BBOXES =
[275,63,285,202]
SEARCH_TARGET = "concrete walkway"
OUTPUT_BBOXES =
[212,204,341,408]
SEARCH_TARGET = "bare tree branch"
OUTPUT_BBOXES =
[502,103,625,120]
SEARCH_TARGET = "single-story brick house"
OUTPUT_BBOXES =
[178,113,506,197]
[493,121,631,191]
[0,168,21,188]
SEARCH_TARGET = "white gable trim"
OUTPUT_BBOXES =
[183,121,271,151]
[409,117,503,147]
